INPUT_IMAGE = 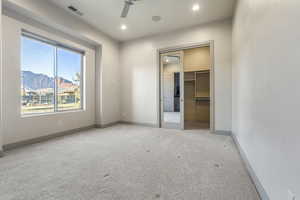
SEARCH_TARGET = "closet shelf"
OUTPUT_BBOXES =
[194,96,210,101]
[195,70,210,74]
[184,79,195,82]
[184,67,210,72]
[195,96,210,98]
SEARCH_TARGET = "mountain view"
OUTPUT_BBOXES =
[21,71,72,90]
[21,70,81,114]
[21,36,82,114]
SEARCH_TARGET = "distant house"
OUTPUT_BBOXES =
[57,77,80,104]
[22,77,80,106]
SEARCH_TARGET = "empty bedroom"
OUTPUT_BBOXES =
[0,0,299,200]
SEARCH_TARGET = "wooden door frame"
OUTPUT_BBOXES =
[156,40,215,133]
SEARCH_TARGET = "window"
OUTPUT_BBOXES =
[21,32,84,115]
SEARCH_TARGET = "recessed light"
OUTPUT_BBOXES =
[192,4,200,12]
[121,24,127,30]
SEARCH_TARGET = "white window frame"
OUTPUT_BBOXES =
[21,30,85,116]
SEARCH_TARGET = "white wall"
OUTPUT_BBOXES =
[4,0,121,126]
[120,19,232,131]
[232,0,300,199]
[2,15,96,145]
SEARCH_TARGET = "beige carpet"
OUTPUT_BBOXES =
[0,124,260,200]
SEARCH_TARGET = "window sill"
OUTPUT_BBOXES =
[21,109,85,118]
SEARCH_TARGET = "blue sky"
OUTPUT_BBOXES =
[21,36,82,82]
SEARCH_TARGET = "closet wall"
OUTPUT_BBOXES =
[184,47,211,129]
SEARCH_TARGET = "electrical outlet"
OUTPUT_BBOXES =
[288,190,296,200]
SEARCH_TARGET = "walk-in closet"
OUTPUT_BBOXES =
[160,44,212,131]
[184,47,211,130]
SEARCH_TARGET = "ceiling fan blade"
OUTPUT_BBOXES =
[121,1,133,18]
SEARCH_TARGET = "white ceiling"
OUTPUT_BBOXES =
[49,0,236,42]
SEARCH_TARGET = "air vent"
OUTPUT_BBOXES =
[68,5,83,16]
[152,16,162,22]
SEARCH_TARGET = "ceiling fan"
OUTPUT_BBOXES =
[121,0,141,18]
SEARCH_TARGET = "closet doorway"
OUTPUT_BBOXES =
[158,41,214,132]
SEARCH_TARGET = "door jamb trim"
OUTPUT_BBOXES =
[156,40,215,133]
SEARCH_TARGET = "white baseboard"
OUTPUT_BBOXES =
[3,125,96,151]
[231,133,270,200]
[1,121,157,153]
[215,130,232,136]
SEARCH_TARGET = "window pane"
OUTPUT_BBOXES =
[57,48,82,111]
[21,36,55,114]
